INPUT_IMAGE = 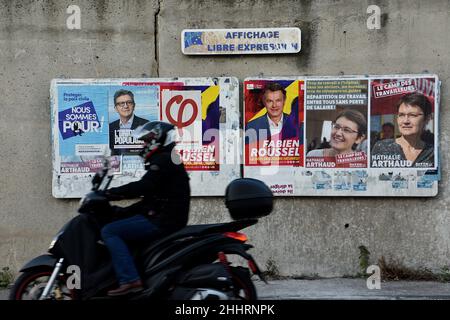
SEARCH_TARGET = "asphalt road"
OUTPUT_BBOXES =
[0,289,8,300]
[2,278,450,300]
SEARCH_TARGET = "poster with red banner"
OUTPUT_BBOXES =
[370,76,437,169]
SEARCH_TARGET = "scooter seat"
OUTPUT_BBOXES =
[136,218,257,263]
[157,218,257,244]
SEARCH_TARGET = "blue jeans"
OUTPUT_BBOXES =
[101,215,162,285]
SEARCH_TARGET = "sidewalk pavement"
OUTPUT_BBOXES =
[2,278,450,300]
[255,278,450,300]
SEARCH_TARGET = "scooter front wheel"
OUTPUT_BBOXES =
[9,267,77,300]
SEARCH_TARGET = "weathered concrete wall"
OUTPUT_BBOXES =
[1,0,449,277]
[0,0,159,270]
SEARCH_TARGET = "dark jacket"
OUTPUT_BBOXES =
[371,139,434,168]
[106,144,191,232]
[245,113,298,144]
[109,115,149,132]
[109,115,149,155]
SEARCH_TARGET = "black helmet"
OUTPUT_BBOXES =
[134,121,176,161]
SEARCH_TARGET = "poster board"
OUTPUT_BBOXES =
[243,75,440,196]
[51,77,240,198]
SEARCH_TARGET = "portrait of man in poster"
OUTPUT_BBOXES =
[244,79,304,169]
[245,82,298,145]
[109,89,149,155]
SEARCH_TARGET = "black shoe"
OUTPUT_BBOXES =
[107,280,144,297]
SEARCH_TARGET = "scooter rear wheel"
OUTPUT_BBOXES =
[229,266,257,300]
[9,267,76,300]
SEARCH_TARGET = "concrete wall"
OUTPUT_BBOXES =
[1,0,449,277]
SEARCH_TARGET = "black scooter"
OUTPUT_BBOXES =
[9,159,273,300]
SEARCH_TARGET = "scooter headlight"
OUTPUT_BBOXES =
[48,232,63,250]
[48,237,58,250]
[79,195,87,206]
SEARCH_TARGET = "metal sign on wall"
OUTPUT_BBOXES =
[181,27,301,55]
[51,77,240,198]
[243,74,440,197]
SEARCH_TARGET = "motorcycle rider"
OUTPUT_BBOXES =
[102,121,190,297]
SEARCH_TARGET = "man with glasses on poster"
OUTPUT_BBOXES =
[109,89,149,155]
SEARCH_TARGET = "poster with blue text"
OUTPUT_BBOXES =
[57,85,121,175]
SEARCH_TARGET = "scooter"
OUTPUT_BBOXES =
[9,159,273,300]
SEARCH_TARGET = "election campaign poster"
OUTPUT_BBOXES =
[305,79,369,169]
[161,85,220,171]
[56,85,122,175]
[244,79,304,167]
[369,76,438,170]
[243,78,304,195]
[108,85,159,155]
[51,78,239,198]
[243,75,440,197]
